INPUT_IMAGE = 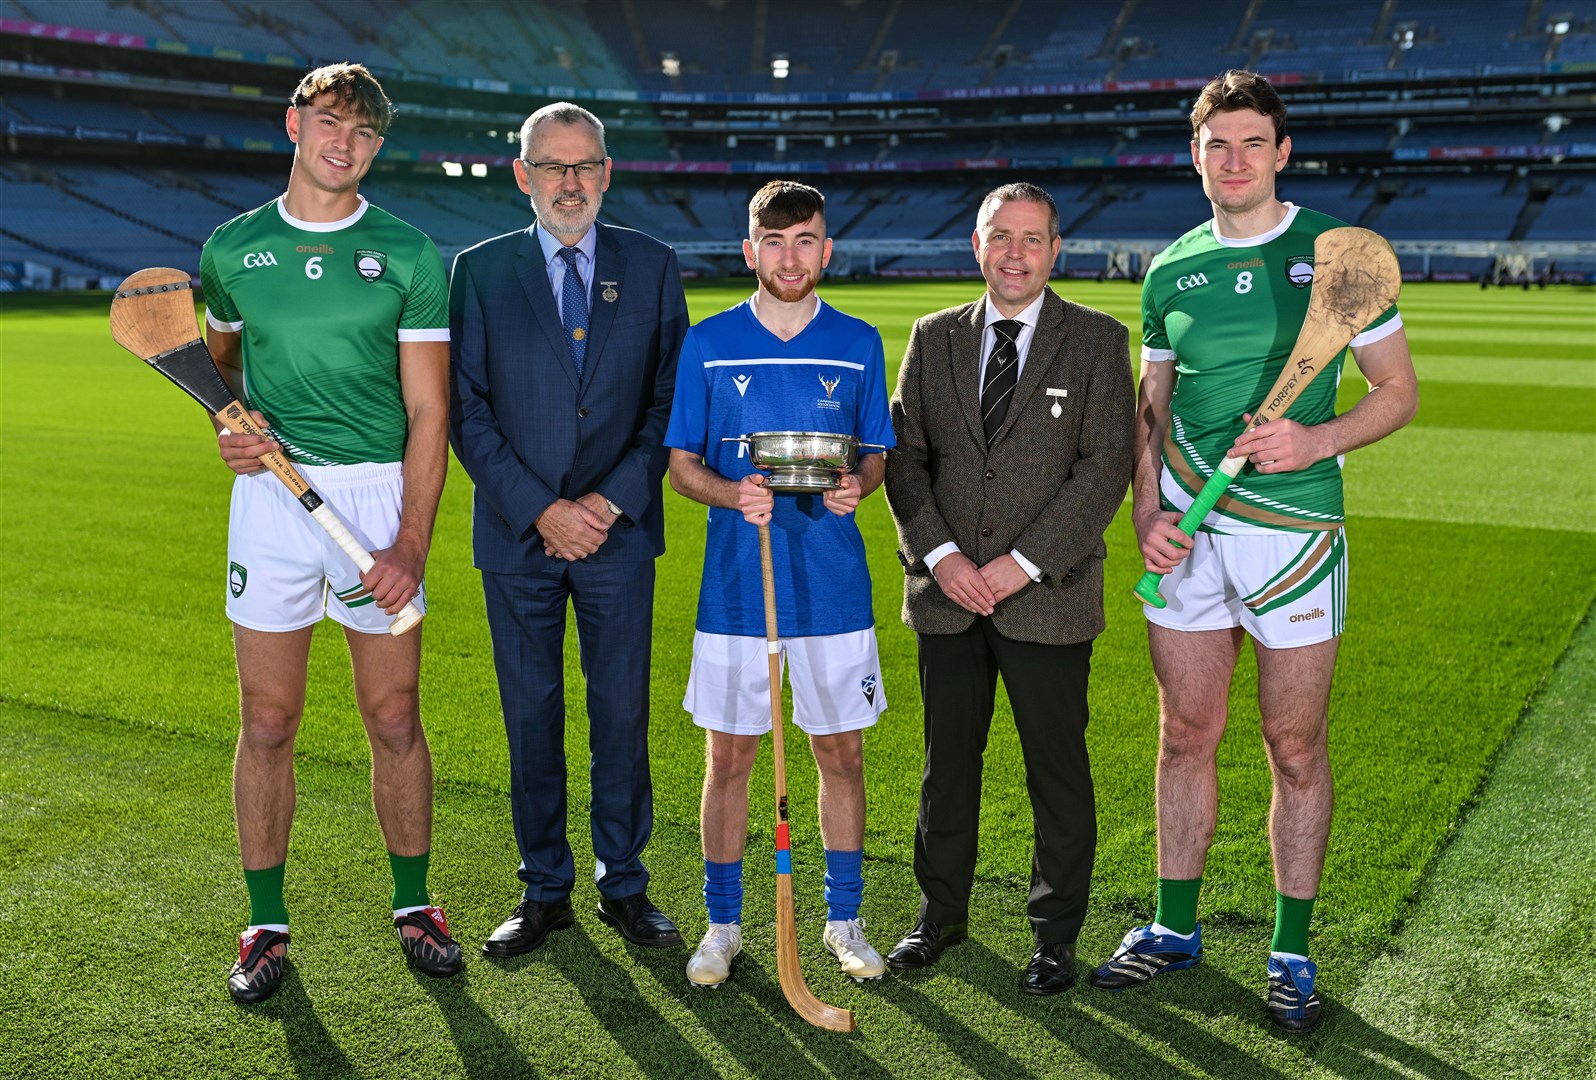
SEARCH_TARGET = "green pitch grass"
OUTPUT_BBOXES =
[0,281,1591,1078]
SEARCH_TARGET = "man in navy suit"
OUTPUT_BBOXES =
[449,102,688,955]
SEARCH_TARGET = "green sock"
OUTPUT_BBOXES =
[1272,892,1316,956]
[389,851,431,911]
[1154,877,1202,936]
[244,862,289,926]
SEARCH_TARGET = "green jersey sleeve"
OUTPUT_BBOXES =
[1141,259,1173,361]
[199,238,242,330]
[398,238,449,338]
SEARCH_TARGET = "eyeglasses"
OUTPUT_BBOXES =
[521,158,607,181]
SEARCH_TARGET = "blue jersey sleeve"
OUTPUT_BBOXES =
[663,328,708,456]
[855,327,895,450]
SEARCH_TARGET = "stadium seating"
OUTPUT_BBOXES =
[1,0,1590,284]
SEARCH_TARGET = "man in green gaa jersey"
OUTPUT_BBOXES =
[199,63,460,1004]
[1088,70,1418,1033]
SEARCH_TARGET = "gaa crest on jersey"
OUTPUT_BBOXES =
[355,249,388,282]
[1285,255,1315,289]
[229,561,248,598]
[242,251,278,269]
[860,673,877,706]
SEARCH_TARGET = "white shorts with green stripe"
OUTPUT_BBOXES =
[225,460,424,635]
[1144,528,1346,649]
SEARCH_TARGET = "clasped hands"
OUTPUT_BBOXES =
[539,492,617,561]
[932,551,1030,616]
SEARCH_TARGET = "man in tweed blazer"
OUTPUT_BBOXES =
[882,183,1135,995]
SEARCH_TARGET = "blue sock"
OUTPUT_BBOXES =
[704,859,742,925]
[823,849,863,922]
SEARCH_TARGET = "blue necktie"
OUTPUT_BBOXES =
[557,246,589,378]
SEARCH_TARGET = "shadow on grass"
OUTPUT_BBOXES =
[414,967,541,1080]
[652,947,895,1080]
[559,926,721,1079]
[1306,1002,1488,1080]
[246,963,359,1080]
[1076,961,1485,1080]
[865,939,1046,1079]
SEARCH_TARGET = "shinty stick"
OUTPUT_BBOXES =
[758,523,855,1032]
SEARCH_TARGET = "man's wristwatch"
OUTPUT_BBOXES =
[605,498,624,518]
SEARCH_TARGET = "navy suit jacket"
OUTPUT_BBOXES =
[449,222,688,573]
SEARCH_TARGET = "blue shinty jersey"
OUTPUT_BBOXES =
[665,298,895,638]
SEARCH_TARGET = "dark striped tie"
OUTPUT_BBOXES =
[982,319,1022,447]
[557,246,589,378]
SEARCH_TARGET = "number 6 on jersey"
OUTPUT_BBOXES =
[109,266,424,636]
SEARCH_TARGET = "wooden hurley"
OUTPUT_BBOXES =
[1135,227,1403,608]
[109,267,423,636]
[758,523,855,1032]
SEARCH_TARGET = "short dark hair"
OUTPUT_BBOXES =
[977,182,1059,240]
[749,180,825,235]
[1190,69,1287,145]
[291,63,395,136]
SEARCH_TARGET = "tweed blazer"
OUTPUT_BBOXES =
[885,287,1135,646]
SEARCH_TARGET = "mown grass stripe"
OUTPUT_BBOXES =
[1346,427,1596,531]
[1411,357,1595,388]
[1311,606,1596,1080]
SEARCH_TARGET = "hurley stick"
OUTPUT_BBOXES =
[109,267,423,635]
[1135,227,1402,608]
[758,523,856,1033]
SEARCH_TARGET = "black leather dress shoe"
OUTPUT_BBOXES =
[482,897,574,957]
[885,918,968,970]
[596,893,683,948]
[1022,941,1077,995]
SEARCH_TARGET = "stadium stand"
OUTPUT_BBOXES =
[0,0,1591,287]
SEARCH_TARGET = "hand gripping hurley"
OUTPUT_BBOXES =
[1133,227,1402,608]
[109,268,423,636]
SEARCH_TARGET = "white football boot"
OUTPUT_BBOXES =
[823,917,886,981]
[686,922,742,988]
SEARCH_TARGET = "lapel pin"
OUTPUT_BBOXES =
[600,281,618,303]
[1046,387,1067,417]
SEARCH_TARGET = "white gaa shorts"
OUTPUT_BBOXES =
[226,461,424,635]
[684,628,886,736]
[1144,528,1347,649]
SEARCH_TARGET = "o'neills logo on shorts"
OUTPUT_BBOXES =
[1289,607,1326,623]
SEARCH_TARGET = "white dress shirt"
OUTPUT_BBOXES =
[924,291,1048,582]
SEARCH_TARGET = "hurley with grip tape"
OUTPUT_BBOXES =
[109,267,422,635]
[1133,227,1402,609]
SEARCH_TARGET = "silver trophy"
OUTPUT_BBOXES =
[722,431,886,492]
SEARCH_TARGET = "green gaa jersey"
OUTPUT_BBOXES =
[199,196,449,465]
[1142,203,1401,534]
